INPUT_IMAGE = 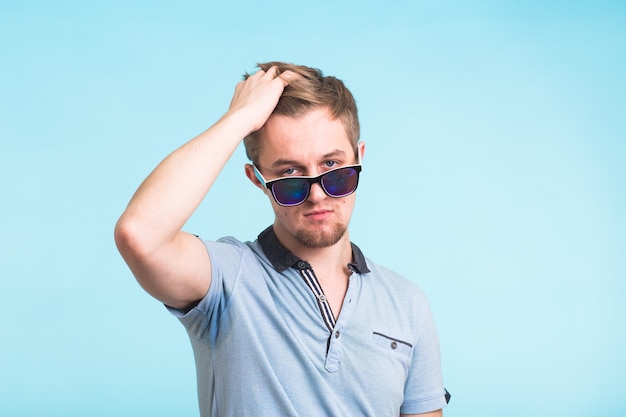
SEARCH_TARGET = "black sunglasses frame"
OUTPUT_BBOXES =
[253,164,362,207]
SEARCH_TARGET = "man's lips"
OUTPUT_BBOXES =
[304,209,333,221]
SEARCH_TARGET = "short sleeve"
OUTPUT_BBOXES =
[400,300,450,414]
[165,236,246,341]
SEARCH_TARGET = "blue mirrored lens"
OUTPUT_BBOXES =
[322,168,358,197]
[272,179,309,205]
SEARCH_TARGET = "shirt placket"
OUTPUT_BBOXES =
[294,261,336,333]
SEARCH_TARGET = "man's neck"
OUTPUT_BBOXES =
[273,224,353,276]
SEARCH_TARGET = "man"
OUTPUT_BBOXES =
[115,62,450,416]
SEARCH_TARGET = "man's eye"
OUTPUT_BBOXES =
[325,161,338,168]
[282,168,297,175]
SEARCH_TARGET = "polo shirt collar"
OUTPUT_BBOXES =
[258,226,371,274]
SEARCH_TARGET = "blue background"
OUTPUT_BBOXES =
[1,1,624,416]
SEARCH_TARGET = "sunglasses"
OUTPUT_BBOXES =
[253,163,362,207]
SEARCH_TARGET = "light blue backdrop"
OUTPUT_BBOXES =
[1,1,624,416]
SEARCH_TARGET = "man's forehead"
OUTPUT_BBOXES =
[257,111,354,166]
[269,149,350,168]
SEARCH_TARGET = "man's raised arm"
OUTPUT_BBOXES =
[114,67,296,310]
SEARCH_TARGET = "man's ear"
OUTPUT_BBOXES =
[244,163,266,191]
[358,141,366,162]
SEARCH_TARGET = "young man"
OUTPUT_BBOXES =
[115,62,450,416]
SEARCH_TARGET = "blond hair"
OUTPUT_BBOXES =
[243,62,360,164]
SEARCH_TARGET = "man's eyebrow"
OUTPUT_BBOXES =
[321,149,348,160]
[270,158,304,169]
[270,150,348,169]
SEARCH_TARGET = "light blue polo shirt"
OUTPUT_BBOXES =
[169,226,449,416]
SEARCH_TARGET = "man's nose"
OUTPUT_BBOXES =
[306,182,327,203]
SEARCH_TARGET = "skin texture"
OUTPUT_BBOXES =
[402,411,443,417]
[247,109,360,251]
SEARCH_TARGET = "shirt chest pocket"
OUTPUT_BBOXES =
[371,331,413,358]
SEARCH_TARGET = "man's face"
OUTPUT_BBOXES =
[248,107,363,250]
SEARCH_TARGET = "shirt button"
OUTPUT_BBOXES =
[297,261,306,269]
[335,331,341,339]
[390,342,398,350]
[318,294,327,302]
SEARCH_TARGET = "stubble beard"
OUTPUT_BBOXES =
[294,221,348,249]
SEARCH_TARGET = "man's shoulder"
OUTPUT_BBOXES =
[199,234,255,250]
[200,235,272,268]
[363,257,428,298]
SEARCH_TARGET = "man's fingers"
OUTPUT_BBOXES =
[249,66,301,87]
[265,66,280,79]
[248,68,267,80]
[276,70,301,87]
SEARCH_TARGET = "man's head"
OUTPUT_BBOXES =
[243,62,360,165]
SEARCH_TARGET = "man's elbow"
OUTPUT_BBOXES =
[114,215,152,262]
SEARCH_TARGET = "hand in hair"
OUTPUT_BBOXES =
[227,66,300,135]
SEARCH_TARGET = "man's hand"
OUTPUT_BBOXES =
[226,66,299,135]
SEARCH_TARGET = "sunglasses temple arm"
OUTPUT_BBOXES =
[253,165,268,188]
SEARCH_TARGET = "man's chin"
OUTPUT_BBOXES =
[294,224,347,249]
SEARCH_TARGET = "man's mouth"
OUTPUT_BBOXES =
[304,209,333,221]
